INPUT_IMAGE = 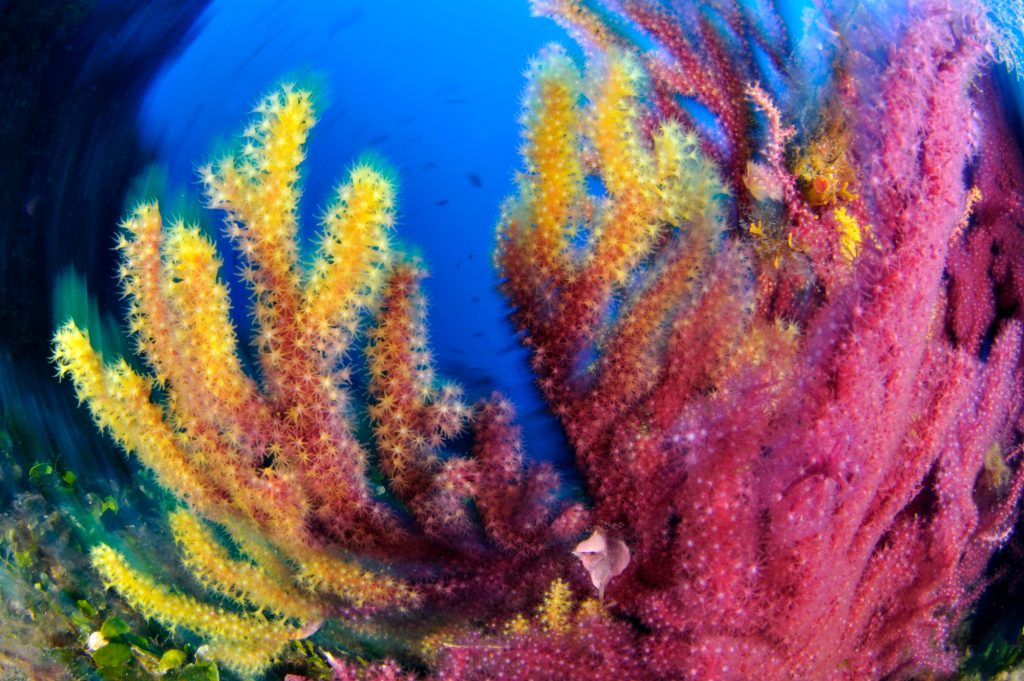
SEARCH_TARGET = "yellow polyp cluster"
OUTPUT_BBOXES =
[295,553,418,610]
[652,122,724,231]
[984,442,1012,490]
[951,186,982,243]
[832,207,870,262]
[537,578,573,634]
[792,123,858,207]
[748,219,799,269]
[52,83,451,676]
[90,544,303,678]
[720,317,801,390]
[303,164,395,361]
[500,578,603,640]
[169,509,318,622]
[503,613,531,636]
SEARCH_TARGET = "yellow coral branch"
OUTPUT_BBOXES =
[303,164,395,363]
[52,322,223,517]
[202,85,313,396]
[295,552,419,608]
[521,46,584,275]
[585,55,665,285]
[537,578,573,633]
[91,544,301,678]
[168,509,318,622]
[162,223,259,417]
[833,206,870,262]
[652,121,727,235]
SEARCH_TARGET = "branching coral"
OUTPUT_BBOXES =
[52,85,585,677]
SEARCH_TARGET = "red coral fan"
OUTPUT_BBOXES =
[280,4,1024,680]
[483,0,1024,679]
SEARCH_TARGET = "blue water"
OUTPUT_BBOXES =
[139,1,576,472]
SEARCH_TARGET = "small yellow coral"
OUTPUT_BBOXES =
[793,121,858,207]
[833,207,870,262]
[500,578,578,638]
[504,613,531,636]
[984,442,1012,490]
[951,186,982,243]
[537,578,574,634]
[303,164,395,358]
[747,219,796,269]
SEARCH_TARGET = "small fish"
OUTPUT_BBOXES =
[466,173,483,188]
[573,529,630,603]
[368,133,390,146]
[434,199,449,206]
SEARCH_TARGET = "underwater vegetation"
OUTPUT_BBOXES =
[7,0,1024,679]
